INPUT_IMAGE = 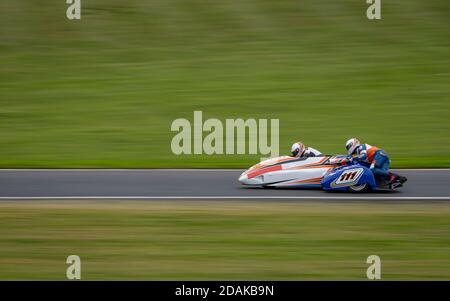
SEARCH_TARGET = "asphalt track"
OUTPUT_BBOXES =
[0,169,449,200]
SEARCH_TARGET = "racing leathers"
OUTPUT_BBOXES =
[302,147,322,157]
[352,144,391,181]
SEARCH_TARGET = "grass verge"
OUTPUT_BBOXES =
[0,200,449,280]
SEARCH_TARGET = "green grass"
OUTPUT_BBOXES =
[0,201,449,280]
[0,1,449,168]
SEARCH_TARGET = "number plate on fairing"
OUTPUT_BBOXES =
[333,168,364,186]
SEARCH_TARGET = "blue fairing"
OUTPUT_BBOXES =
[321,163,377,191]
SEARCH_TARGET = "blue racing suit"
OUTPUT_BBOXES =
[353,144,391,179]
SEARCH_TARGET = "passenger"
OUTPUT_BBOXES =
[291,141,322,158]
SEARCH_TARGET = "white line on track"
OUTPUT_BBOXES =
[0,196,449,200]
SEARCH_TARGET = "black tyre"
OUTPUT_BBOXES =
[348,182,369,193]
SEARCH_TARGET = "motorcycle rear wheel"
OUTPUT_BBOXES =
[348,183,369,192]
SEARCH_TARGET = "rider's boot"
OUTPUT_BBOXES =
[398,175,407,184]
[389,173,399,184]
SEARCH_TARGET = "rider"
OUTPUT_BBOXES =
[291,141,322,158]
[345,138,395,183]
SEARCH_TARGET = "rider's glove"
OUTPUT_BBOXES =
[341,158,351,165]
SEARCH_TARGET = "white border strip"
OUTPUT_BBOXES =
[0,169,449,172]
[0,169,242,172]
[0,196,449,200]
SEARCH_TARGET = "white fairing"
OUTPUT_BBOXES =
[239,156,337,187]
[268,167,329,187]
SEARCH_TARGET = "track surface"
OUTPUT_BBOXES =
[0,169,449,199]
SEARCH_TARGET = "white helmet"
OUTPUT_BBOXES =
[291,142,306,157]
[345,138,360,155]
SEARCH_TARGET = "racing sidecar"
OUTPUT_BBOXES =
[238,155,407,192]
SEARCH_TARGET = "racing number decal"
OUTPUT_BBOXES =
[340,171,358,182]
[334,168,364,186]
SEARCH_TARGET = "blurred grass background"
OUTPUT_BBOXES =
[0,201,449,280]
[0,0,449,168]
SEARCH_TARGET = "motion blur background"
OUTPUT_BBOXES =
[1,1,450,281]
[1,0,449,168]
